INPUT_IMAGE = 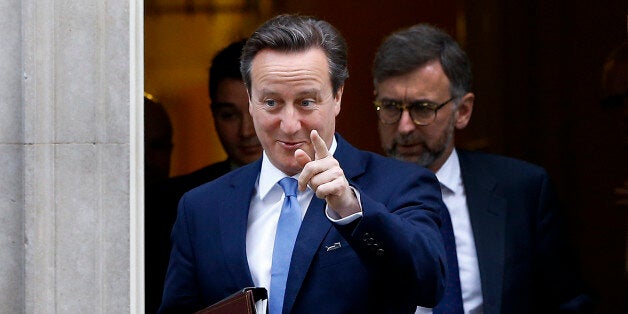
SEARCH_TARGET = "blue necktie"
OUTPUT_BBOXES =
[433,207,464,314]
[269,177,302,314]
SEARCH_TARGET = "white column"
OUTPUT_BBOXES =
[0,0,143,312]
[0,0,26,312]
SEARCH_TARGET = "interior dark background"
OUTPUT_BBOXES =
[146,0,627,312]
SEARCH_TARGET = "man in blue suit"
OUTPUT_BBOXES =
[372,24,593,314]
[159,15,447,313]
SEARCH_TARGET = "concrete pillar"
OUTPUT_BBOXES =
[0,0,25,310]
[1,0,143,312]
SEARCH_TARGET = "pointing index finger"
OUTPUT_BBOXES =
[310,130,330,160]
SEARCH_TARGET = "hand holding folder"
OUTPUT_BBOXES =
[194,287,268,314]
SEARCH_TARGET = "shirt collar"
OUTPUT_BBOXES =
[257,135,337,199]
[435,148,461,194]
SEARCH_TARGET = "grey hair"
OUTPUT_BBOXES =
[373,24,472,101]
[240,14,349,96]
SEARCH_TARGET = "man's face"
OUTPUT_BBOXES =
[248,48,342,175]
[212,78,262,166]
[375,61,458,172]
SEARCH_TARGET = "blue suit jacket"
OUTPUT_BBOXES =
[457,150,593,314]
[159,134,447,313]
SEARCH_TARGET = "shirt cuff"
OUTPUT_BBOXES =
[325,186,363,225]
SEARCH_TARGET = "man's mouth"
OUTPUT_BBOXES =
[279,140,306,150]
[239,144,262,154]
[395,142,422,154]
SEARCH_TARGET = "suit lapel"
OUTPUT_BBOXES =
[334,134,367,180]
[218,160,261,288]
[282,134,364,313]
[459,151,506,314]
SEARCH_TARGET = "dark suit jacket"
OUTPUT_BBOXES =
[457,150,593,314]
[145,160,233,314]
[168,160,234,198]
[159,134,448,313]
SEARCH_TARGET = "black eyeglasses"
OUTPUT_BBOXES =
[373,97,454,126]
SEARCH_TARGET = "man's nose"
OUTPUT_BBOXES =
[397,109,417,134]
[241,113,256,137]
[280,105,301,134]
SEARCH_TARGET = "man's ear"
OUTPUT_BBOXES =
[455,92,474,129]
[334,86,344,116]
[247,90,253,115]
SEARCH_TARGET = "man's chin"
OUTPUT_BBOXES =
[233,153,263,166]
[389,150,435,168]
[390,151,421,163]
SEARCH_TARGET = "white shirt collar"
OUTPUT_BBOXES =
[257,135,338,199]
[435,148,462,194]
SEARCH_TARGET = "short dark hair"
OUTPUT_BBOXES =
[373,24,472,100]
[209,39,247,108]
[240,14,349,96]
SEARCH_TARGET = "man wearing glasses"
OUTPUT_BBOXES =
[372,24,593,314]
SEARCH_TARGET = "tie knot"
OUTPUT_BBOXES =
[278,177,298,197]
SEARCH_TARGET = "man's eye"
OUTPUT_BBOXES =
[300,99,314,106]
[264,99,277,107]
[216,111,239,121]
[411,102,436,111]
[381,101,400,110]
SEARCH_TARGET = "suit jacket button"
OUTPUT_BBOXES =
[376,248,385,256]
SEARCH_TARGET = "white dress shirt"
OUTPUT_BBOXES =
[416,149,484,314]
[246,137,362,310]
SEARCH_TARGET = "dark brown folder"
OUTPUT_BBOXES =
[194,287,268,314]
